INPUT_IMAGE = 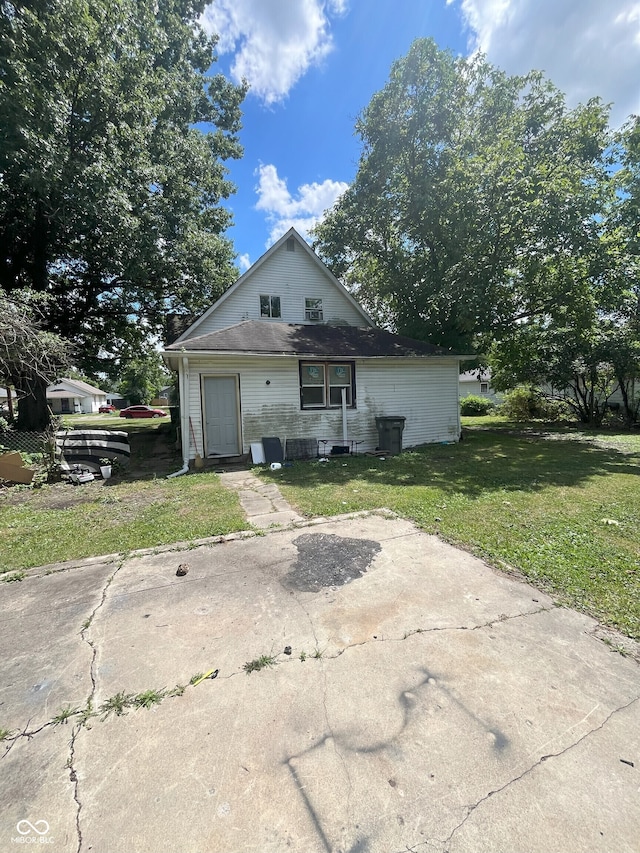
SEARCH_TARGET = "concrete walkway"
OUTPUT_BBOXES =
[1,512,639,853]
[218,469,304,528]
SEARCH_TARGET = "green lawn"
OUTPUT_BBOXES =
[2,416,639,640]
[0,472,247,574]
[60,411,170,433]
[257,426,640,639]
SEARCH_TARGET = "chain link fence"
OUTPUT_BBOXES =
[0,420,61,463]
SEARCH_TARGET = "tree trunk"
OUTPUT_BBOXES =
[13,374,50,431]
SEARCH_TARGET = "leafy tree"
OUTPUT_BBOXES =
[607,117,640,424]
[0,290,71,429]
[117,353,170,406]
[313,39,612,353]
[0,0,246,427]
[489,314,623,426]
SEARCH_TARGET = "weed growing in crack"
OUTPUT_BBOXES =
[311,648,324,659]
[133,689,166,709]
[99,691,134,720]
[243,654,277,674]
[81,618,91,631]
[52,706,80,726]
[169,684,186,697]
[2,571,25,583]
[602,637,629,657]
[78,701,95,727]
[189,672,204,685]
[0,726,14,741]
[299,651,307,662]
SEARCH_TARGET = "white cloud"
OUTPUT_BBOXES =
[237,253,251,272]
[201,0,347,104]
[255,163,348,245]
[454,0,640,126]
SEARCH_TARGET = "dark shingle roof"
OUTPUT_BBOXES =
[166,321,457,358]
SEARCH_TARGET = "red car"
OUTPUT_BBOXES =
[119,405,168,419]
[99,404,116,413]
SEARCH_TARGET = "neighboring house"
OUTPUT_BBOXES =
[47,378,108,415]
[458,369,502,404]
[162,228,467,462]
[106,392,128,409]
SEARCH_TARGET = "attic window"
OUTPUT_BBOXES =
[286,237,295,252]
[260,294,281,318]
[305,298,323,322]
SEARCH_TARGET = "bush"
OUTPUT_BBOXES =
[498,387,571,421]
[460,395,493,415]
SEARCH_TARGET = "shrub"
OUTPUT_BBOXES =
[498,387,571,421]
[460,394,493,415]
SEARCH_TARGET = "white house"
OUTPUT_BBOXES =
[458,369,502,404]
[162,228,467,463]
[46,378,108,414]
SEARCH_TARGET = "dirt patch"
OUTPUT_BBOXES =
[0,427,182,509]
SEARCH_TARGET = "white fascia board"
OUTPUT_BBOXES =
[172,227,374,344]
[160,350,467,362]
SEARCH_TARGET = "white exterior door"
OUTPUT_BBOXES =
[203,376,240,456]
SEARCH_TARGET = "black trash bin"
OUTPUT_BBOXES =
[375,416,406,454]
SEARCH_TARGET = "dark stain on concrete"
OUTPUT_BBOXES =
[283,533,381,592]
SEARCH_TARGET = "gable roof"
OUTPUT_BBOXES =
[165,320,463,359]
[459,369,492,383]
[173,227,374,343]
[47,378,107,397]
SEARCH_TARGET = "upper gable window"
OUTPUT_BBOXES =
[260,295,281,318]
[286,237,295,252]
[305,298,323,322]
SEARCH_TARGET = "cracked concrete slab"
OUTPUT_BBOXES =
[0,726,79,852]
[447,698,640,853]
[1,513,638,853]
[0,560,118,732]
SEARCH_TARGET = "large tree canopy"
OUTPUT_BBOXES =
[0,0,246,425]
[313,39,612,353]
[488,115,640,426]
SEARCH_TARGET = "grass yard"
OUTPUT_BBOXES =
[257,424,640,639]
[60,411,170,433]
[2,415,639,640]
[0,422,246,573]
[0,473,247,574]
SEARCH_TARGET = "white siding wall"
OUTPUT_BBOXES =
[188,242,366,336]
[184,355,460,458]
[459,380,503,404]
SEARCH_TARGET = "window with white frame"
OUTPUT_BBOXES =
[304,298,323,322]
[480,382,489,393]
[300,362,354,409]
[260,294,281,318]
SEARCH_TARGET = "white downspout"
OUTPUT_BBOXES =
[341,387,348,445]
[167,355,191,479]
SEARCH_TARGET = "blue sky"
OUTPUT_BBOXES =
[200,0,640,271]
